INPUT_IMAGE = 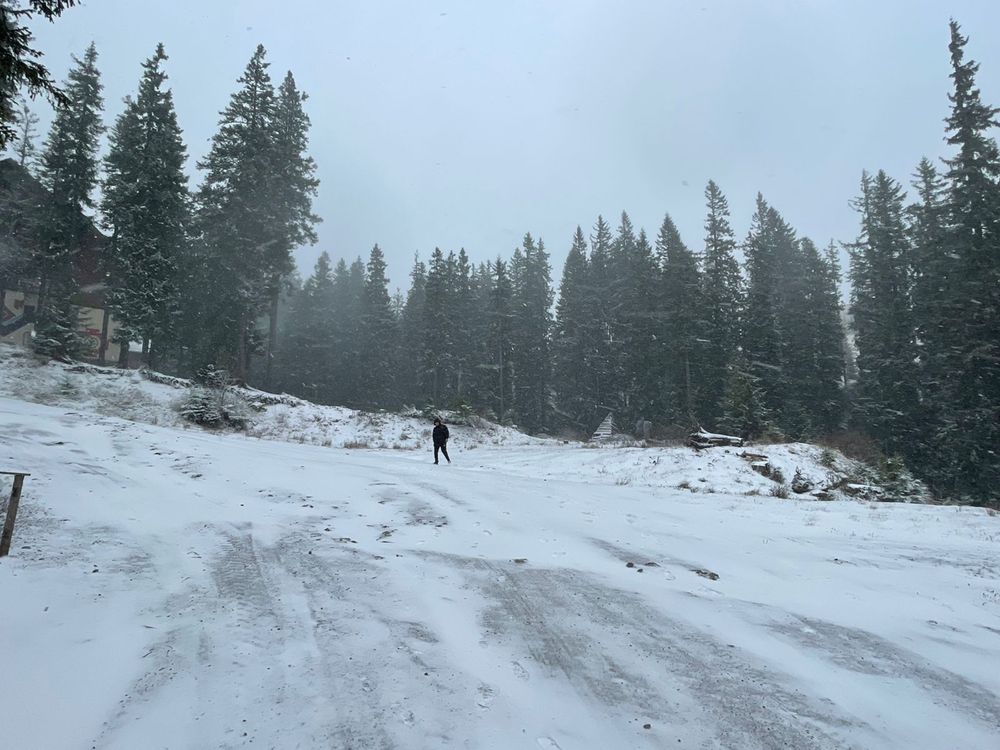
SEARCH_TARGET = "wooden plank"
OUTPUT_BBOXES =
[0,471,30,476]
[0,473,26,557]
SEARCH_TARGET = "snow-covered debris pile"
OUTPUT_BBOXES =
[0,344,545,450]
[466,440,931,503]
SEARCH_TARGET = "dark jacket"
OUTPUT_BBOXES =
[433,423,449,446]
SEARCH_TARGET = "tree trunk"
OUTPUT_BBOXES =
[117,335,129,368]
[264,283,279,389]
[234,312,248,385]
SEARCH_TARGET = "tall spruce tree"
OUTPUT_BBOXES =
[618,223,659,423]
[398,254,427,406]
[583,215,618,423]
[281,252,336,402]
[781,238,846,436]
[699,180,742,427]
[932,21,1000,500]
[485,257,514,422]
[451,248,479,403]
[361,244,397,408]
[34,42,103,359]
[9,96,39,170]
[101,43,188,367]
[189,45,279,381]
[655,213,703,426]
[422,247,455,405]
[510,232,553,433]
[553,226,593,432]
[0,0,78,149]
[849,170,919,453]
[264,71,319,387]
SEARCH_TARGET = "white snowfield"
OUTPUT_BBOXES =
[1,362,999,748]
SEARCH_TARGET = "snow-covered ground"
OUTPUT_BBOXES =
[0,344,544,451]
[1,352,999,748]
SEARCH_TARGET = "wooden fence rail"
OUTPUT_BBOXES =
[0,471,30,557]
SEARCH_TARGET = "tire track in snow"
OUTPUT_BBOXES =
[427,552,861,749]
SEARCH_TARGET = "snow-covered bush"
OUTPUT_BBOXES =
[179,384,252,430]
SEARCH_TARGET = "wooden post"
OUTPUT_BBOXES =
[0,471,29,557]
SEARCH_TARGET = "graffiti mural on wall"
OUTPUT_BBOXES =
[0,289,35,343]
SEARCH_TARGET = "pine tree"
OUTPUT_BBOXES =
[34,42,103,359]
[8,96,39,170]
[932,21,1000,500]
[655,213,702,426]
[617,221,659,423]
[450,248,478,405]
[906,158,950,471]
[699,180,742,427]
[510,232,553,432]
[849,170,919,453]
[280,252,336,402]
[422,247,454,406]
[908,158,950,386]
[782,238,846,436]
[718,354,771,440]
[485,257,514,422]
[263,71,320,387]
[101,43,188,367]
[361,244,397,408]
[340,256,368,406]
[583,215,618,423]
[553,226,593,432]
[0,0,78,150]
[398,254,427,406]
[190,45,279,381]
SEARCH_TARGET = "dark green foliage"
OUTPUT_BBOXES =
[33,42,103,360]
[553,227,592,432]
[180,369,251,429]
[422,247,454,404]
[398,254,427,406]
[582,216,619,421]
[263,71,320,385]
[184,45,288,381]
[101,44,188,366]
[31,288,87,360]
[485,257,514,422]
[510,232,553,432]
[37,43,103,273]
[277,252,336,402]
[927,22,1000,501]
[699,180,742,426]
[718,355,771,440]
[361,244,397,408]
[655,213,702,426]
[849,171,920,453]
[8,96,39,169]
[0,1,78,149]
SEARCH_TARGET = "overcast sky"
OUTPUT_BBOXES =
[27,0,1000,292]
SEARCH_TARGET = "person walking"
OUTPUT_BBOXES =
[432,417,451,464]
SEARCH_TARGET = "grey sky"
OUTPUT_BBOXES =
[28,0,1000,292]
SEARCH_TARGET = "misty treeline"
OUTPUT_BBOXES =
[2,22,998,505]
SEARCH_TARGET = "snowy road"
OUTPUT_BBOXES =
[1,397,999,749]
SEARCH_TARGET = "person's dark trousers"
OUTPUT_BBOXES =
[434,444,450,464]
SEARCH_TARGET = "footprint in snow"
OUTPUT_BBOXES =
[511,660,530,681]
[537,737,562,749]
[476,683,495,709]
